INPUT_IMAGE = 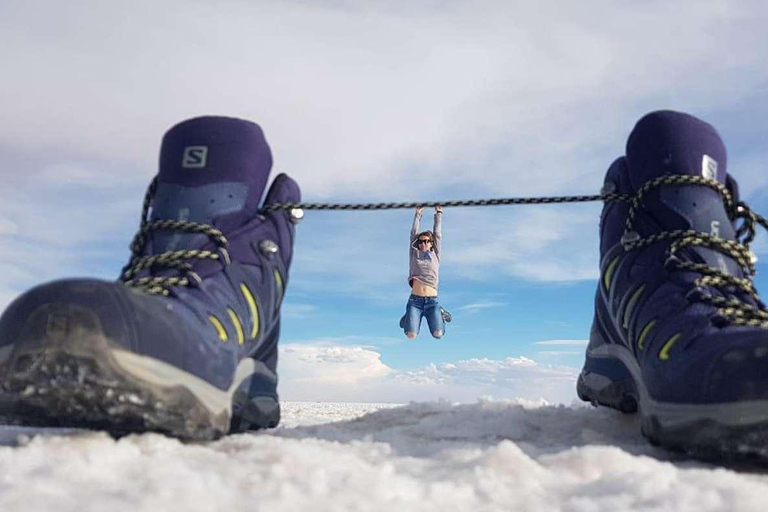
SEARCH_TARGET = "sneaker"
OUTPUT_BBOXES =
[577,110,768,458]
[0,116,301,440]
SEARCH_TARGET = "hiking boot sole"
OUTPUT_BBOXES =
[0,302,278,440]
[578,342,768,461]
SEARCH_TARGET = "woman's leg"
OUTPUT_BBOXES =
[404,297,422,338]
[424,298,445,338]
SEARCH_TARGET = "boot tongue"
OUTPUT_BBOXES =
[150,116,272,253]
[626,110,727,189]
[626,110,739,275]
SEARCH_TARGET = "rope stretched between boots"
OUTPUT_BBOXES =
[259,191,631,212]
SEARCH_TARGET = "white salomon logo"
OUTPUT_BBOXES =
[702,154,718,180]
[182,146,208,169]
[710,220,720,237]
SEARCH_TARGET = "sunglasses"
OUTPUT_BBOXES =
[417,239,432,244]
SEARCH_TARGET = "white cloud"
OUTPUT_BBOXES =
[0,219,17,236]
[447,206,601,282]
[35,162,141,189]
[2,0,768,303]
[280,344,394,387]
[2,1,768,199]
[279,343,578,404]
[0,153,149,310]
[534,340,589,346]
[285,335,404,349]
[281,303,319,320]
[454,301,507,313]
[0,242,123,313]
[289,212,408,300]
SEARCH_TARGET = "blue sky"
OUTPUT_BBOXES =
[2,0,768,403]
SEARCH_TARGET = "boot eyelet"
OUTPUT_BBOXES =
[259,240,279,257]
[289,208,305,224]
[685,287,707,303]
[621,231,640,249]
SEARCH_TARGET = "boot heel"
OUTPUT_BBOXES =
[230,326,281,432]
[578,352,638,414]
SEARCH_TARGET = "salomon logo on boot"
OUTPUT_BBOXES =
[181,145,208,169]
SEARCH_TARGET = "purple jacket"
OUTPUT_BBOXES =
[408,210,442,290]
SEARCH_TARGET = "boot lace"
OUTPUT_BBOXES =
[620,174,768,328]
[119,178,231,296]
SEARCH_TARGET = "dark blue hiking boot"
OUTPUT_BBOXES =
[0,116,301,440]
[577,110,768,459]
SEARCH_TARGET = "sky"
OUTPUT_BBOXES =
[2,0,768,404]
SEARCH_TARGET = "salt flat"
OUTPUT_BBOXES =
[1,400,767,511]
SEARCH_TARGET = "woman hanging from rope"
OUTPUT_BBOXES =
[400,206,451,339]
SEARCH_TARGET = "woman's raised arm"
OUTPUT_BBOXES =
[433,206,442,257]
[410,207,423,244]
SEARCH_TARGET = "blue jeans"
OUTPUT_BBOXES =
[404,295,444,338]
